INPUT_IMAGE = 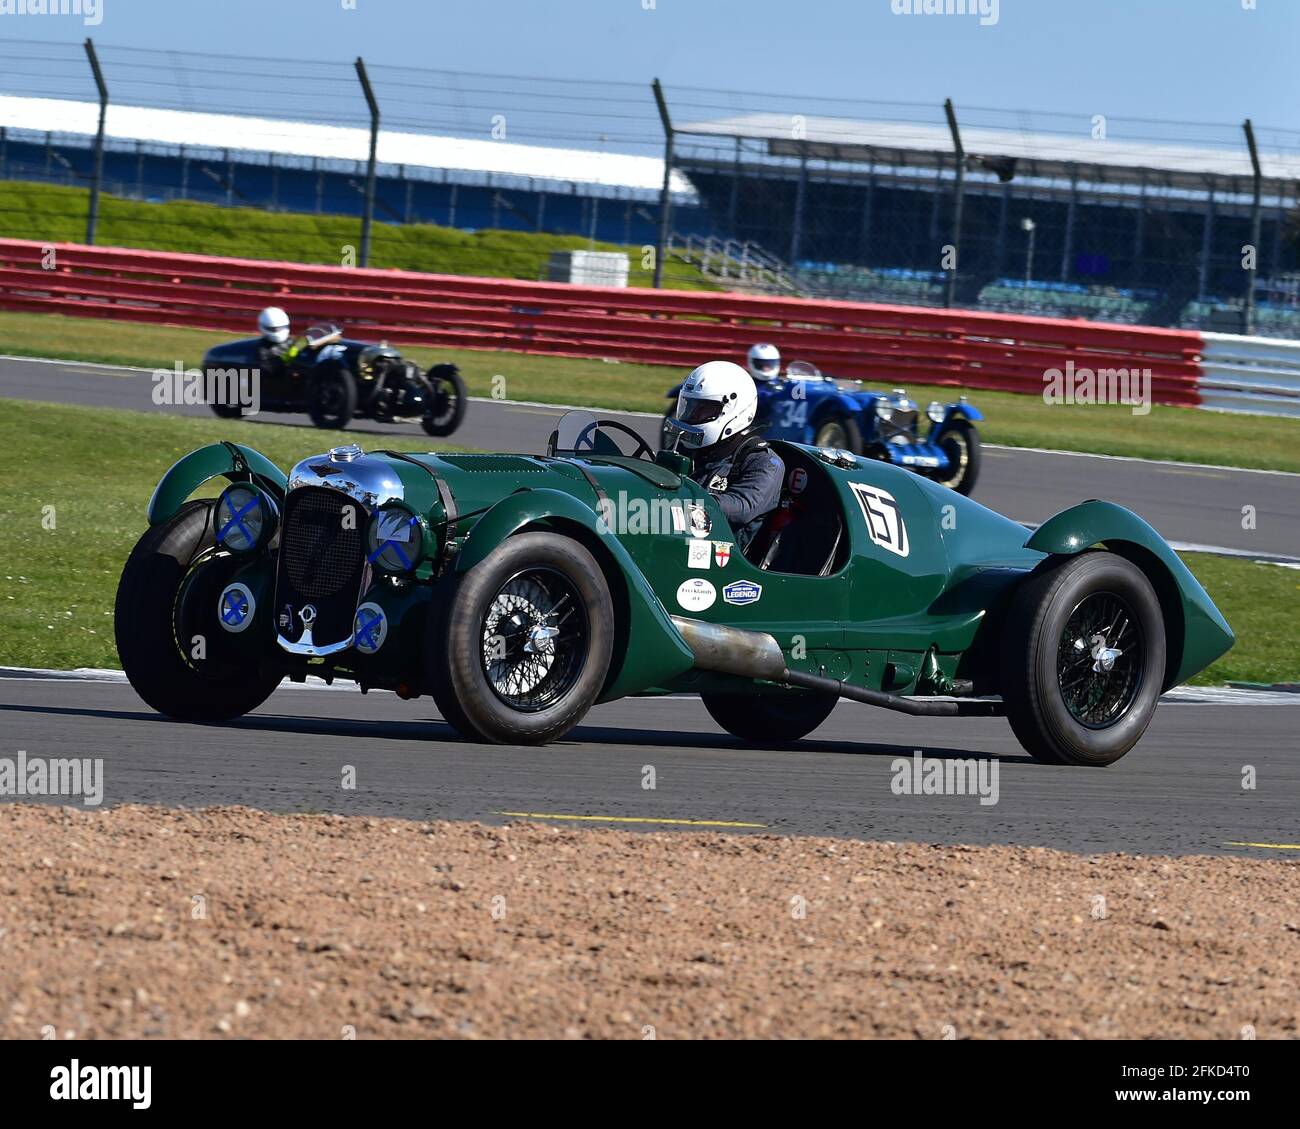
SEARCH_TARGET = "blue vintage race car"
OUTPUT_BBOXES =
[664,361,984,495]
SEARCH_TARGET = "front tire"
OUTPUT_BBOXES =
[421,364,467,437]
[426,533,614,744]
[933,419,980,495]
[115,500,281,722]
[703,691,838,743]
[307,366,357,429]
[1000,551,1164,767]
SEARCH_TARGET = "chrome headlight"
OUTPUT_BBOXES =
[927,401,946,424]
[365,503,431,574]
[877,405,894,422]
[215,484,278,552]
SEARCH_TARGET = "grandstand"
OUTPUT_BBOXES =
[0,38,1296,333]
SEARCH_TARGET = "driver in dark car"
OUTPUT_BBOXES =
[255,306,302,376]
[665,360,784,549]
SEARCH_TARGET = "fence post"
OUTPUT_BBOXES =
[651,78,674,288]
[355,57,380,268]
[1243,119,1262,336]
[84,38,108,245]
[943,98,965,308]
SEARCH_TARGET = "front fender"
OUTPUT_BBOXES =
[944,402,983,423]
[456,488,695,699]
[1026,500,1233,688]
[147,442,288,526]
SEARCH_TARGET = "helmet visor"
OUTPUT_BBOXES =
[677,396,724,425]
[751,358,780,376]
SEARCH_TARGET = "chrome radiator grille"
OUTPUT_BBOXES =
[281,487,366,600]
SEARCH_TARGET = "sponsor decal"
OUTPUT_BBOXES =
[848,482,910,557]
[676,577,716,611]
[707,473,729,492]
[722,580,762,606]
[713,541,732,567]
[669,501,687,534]
[687,539,711,569]
[687,503,712,537]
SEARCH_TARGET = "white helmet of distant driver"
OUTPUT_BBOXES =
[257,306,290,346]
[746,342,781,382]
[667,360,758,452]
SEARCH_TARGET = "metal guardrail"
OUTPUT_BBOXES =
[1199,333,1300,417]
[0,237,1227,410]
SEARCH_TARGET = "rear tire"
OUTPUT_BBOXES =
[421,364,467,437]
[1000,551,1164,767]
[934,419,980,495]
[307,366,357,429]
[703,691,838,743]
[813,414,864,455]
[115,500,281,722]
[426,532,614,745]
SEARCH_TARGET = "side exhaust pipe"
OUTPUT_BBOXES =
[669,616,1003,718]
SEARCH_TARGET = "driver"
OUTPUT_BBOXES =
[667,360,784,549]
[746,342,781,382]
[256,306,295,375]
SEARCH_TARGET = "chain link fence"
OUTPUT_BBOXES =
[0,39,1296,331]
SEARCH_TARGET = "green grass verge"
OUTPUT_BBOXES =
[2,309,1299,472]
[1178,553,1300,687]
[0,179,714,289]
[0,399,1291,683]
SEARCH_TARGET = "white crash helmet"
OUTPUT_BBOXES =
[746,342,781,382]
[668,360,758,452]
[257,306,290,346]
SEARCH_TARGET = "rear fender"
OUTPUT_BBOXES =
[1026,500,1233,688]
[147,443,288,526]
[455,488,695,699]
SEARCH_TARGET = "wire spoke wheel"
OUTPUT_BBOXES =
[1056,591,1144,728]
[480,567,589,711]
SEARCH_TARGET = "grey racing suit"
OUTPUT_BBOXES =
[691,436,784,550]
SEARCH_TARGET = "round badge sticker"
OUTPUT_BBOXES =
[217,582,256,634]
[353,602,388,655]
[676,578,716,612]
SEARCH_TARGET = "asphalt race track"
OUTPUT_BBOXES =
[3,354,1298,558]
[2,673,1297,857]
[3,355,1297,858]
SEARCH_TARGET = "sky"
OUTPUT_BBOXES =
[1,0,1296,142]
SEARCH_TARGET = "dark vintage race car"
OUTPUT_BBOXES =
[664,361,983,494]
[116,411,1232,767]
[202,323,467,436]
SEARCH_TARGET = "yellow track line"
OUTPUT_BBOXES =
[496,811,767,828]
[1225,841,1300,851]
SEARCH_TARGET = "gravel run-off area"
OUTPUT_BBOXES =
[2,804,1297,1039]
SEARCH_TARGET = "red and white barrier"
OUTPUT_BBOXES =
[0,238,1295,414]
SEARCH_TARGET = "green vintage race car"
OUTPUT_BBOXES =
[116,411,1233,766]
